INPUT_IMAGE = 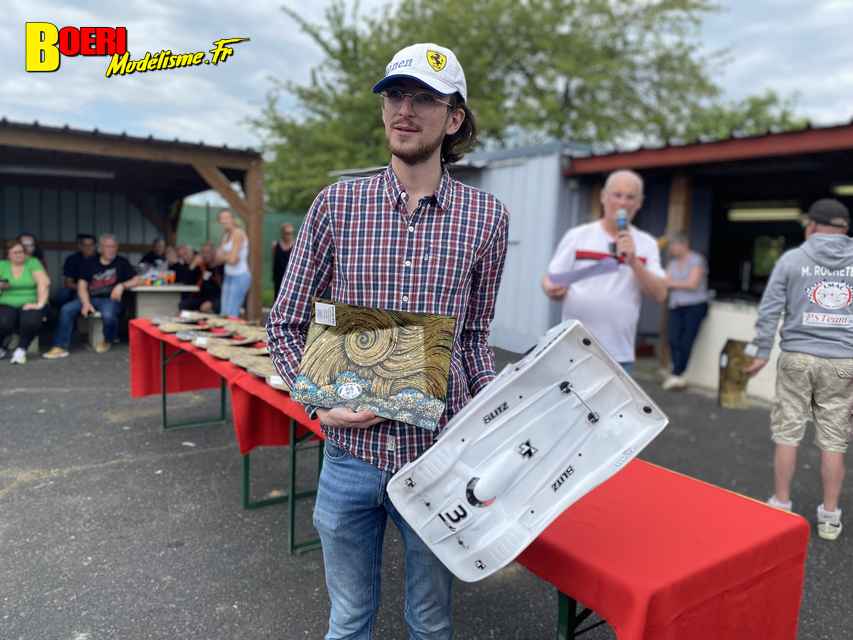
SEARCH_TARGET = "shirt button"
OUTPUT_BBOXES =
[408,226,415,233]
[404,260,411,267]
[402,295,409,302]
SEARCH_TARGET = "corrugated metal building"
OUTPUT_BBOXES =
[1,186,163,293]
[450,143,590,352]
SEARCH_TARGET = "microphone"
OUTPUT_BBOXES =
[615,208,628,259]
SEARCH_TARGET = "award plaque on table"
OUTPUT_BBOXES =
[291,299,457,430]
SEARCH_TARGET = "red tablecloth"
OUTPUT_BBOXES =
[518,460,810,640]
[128,318,321,454]
[228,371,322,455]
[129,319,223,397]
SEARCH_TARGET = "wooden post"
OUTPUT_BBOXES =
[589,182,603,221]
[244,159,264,322]
[665,174,692,237]
[192,161,264,321]
[659,173,692,371]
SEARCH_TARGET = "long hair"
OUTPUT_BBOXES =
[441,98,477,165]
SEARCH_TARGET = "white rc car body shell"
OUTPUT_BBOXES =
[387,320,669,582]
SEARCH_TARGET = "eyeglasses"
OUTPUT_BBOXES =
[380,88,454,113]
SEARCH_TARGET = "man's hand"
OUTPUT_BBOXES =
[80,302,96,317]
[317,407,384,429]
[744,357,768,377]
[541,274,567,301]
[110,283,124,301]
[22,303,43,311]
[616,231,637,263]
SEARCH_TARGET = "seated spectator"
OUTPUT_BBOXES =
[177,244,196,268]
[17,232,47,268]
[180,242,223,313]
[44,234,139,358]
[55,233,97,307]
[164,245,179,270]
[0,239,50,364]
[171,244,200,286]
[162,244,194,285]
[139,237,167,269]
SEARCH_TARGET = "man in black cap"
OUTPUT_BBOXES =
[746,198,853,541]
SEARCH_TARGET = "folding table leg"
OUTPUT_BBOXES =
[558,592,577,640]
[242,453,289,509]
[160,341,227,431]
[557,590,607,638]
[288,418,322,555]
[241,423,321,515]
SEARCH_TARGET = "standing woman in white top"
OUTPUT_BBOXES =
[216,209,251,317]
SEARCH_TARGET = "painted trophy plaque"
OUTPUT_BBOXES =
[291,299,456,430]
[719,339,751,409]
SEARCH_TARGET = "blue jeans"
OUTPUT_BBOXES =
[53,297,122,348]
[313,440,453,640]
[220,272,250,317]
[668,302,708,375]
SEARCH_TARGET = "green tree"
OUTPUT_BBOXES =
[254,0,804,210]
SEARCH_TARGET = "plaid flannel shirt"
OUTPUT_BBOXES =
[267,165,509,472]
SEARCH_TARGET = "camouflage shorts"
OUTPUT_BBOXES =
[770,351,853,453]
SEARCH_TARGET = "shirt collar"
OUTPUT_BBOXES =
[383,164,452,213]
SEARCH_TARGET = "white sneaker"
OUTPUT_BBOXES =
[0,347,7,360]
[767,495,792,511]
[10,348,26,365]
[817,504,842,540]
[661,375,687,391]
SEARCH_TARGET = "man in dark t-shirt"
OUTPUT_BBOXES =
[54,234,98,307]
[45,234,140,358]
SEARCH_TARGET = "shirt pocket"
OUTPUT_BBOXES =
[422,238,476,300]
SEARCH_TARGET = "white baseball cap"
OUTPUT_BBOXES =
[373,43,467,103]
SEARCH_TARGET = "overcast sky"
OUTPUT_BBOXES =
[3,0,853,201]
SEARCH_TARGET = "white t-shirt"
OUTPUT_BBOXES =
[547,220,664,363]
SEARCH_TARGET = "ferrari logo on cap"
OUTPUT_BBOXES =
[426,49,447,72]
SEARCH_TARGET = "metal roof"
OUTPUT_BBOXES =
[564,118,853,175]
[0,116,260,157]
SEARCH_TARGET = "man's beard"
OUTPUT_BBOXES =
[389,128,445,166]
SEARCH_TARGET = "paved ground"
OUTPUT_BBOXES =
[1,344,851,639]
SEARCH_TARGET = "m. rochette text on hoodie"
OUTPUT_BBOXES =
[754,234,853,360]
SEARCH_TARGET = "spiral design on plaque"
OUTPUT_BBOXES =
[344,326,398,367]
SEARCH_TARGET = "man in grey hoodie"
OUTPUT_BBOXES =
[746,198,853,541]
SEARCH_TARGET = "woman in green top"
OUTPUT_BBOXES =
[0,239,50,364]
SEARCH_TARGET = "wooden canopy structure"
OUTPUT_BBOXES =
[0,118,265,320]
